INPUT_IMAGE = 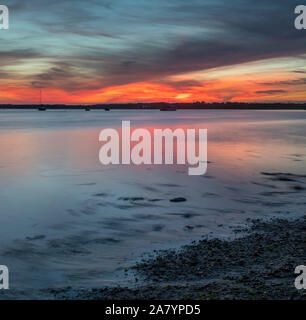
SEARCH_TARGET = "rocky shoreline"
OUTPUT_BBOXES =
[50,216,306,300]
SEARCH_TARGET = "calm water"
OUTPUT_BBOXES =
[0,110,306,298]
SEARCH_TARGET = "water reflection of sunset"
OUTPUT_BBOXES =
[2,111,305,179]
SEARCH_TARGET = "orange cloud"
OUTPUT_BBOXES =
[1,68,306,104]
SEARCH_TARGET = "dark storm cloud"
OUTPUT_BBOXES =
[256,90,287,94]
[292,70,306,74]
[77,0,306,87]
[2,0,306,90]
[0,49,40,60]
[260,78,306,86]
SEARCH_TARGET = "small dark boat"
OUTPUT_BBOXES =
[85,107,91,111]
[160,107,177,111]
[105,108,110,111]
[38,90,46,111]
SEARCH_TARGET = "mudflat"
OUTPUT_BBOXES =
[50,216,306,300]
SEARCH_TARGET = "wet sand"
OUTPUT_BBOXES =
[49,215,306,300]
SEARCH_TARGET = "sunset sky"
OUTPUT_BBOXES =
[1,0,306,104]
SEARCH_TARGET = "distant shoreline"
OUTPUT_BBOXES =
[1,102,306,110]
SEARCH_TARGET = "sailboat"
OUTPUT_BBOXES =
[38,90,46,111]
